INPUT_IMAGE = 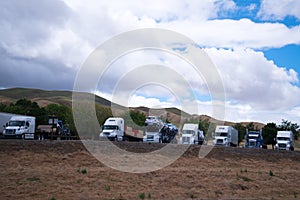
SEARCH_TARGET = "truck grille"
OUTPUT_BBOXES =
[147,135,154,140]
[249,141,256,146]
[216,139,223,144]
[5,129,16,135]
[279,144,286,148]
[182,137,190,143]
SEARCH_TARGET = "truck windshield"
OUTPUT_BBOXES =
[8,120,25,127]
[182,130,195,135]
[216,132,227,137]
[146,124,160,132]
[277,137,290,141]
[103,125,118,130]
[247,136,258,139]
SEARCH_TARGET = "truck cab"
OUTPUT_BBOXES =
[3,116,35,139]
[213,125,238,147]
[99,118,124,141]
[143,123,163,143]
[179,123,204,145]
[275,131,294,151]
[245,130,264,148]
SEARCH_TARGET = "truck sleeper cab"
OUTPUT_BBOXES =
[275,131,294,151]
[213,125,238,147]
[3,116,35,139]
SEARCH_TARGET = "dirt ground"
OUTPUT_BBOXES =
[0,140,300,200]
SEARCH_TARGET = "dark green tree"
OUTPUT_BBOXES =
[262,123,277,145]
[45,103,77,135]
[129,110,146,127]
[278,119,299,140]
[234,123,246,145]
[198,119,214,137]
[121,110,146,130]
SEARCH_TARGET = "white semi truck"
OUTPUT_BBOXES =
[2,115,36,139]
[213,125,238,147]
[143,123,163,143]
[275,131,294,151]
[0,112,18,134]
[99,118,125,141]
[99,117,143,142]
[179,123,204,145]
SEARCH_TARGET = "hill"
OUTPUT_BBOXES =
[0,87,265,128]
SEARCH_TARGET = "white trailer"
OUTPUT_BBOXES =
[2,115,36,139]
[275,131,294,151]
[180,123,204,145]
[213,125,238,147]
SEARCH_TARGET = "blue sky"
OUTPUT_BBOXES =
[0,0,300,124]
[215,0,300,85]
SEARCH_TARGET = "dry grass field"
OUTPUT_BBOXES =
[0,140,300,200]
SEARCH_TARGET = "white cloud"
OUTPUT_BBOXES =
[205,47,300,111]
[257,0,300,20]
[1,0,300,124]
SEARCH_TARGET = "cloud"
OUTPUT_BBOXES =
[1,0,300,124]
[205,47,300,111]
[257,0,300,20]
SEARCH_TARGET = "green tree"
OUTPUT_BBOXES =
[246,122,256,131]
[234,123,246,145]
[95,105,113,126]
[262,123,277,145]
[129,110,146,127]
[121,110,146,130]
[45,103,76,135]
[278,119,299,140]
[198,119,214,137]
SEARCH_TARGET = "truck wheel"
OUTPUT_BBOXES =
[291,146,294,151]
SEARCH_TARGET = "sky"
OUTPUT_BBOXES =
[0,0,300,124]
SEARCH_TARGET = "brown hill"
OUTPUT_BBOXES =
[0,88,265,128]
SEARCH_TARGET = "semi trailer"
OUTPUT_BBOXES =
[99,117,143,142]
[213,125,238,147]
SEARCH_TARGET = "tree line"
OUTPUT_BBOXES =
[1,99,298,143]
[195,119,299,145]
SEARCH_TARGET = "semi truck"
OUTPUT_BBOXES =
[245,129,265,148]
[275,131,294,151]
[36,115,72,140]
[0,112,20,134]
[143,123,163,143]
[1,112,73,140]
[99,117,143,142]
[2,115,35,139]
[179,123,204,145]
[213,125,238,147]
[161,124,178,143]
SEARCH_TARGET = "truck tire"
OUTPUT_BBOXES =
[291,146,294,151]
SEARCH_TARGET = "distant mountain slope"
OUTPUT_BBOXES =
[0,87,265,128]
[0,88,112,107]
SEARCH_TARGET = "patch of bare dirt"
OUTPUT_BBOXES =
[0,140,299,200]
